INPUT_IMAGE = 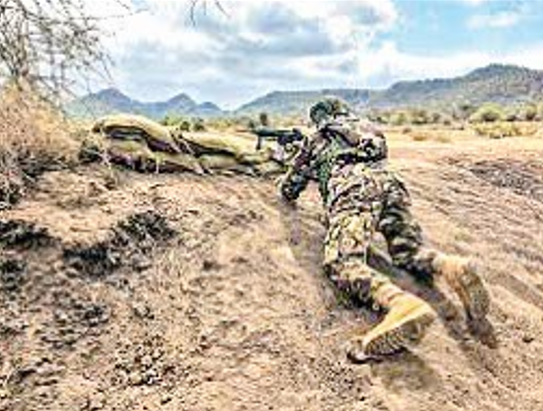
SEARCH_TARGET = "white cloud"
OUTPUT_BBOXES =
[85,0,399,107]
[80,0,543,109]
[357,41,543,89]
[460,0,491,6]
[468,10,524,29]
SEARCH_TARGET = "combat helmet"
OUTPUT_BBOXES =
[309,97,353,128]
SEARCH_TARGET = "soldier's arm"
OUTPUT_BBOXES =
[279,137,315,203]
[330,121,388,163]
[360,129,388,163]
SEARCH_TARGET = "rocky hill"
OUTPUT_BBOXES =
[369,64,543,109]
[67,64,543,119]
[240,64,543,115]
[67,88,224,119]
[236,89,372,115]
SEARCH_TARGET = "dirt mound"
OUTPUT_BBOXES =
[64,211,176,279]
[1,137,543,411]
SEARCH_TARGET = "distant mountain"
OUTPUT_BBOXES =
[368,64,543,109]
[237,64,543,115]
[67,88,225,119]
[67,64,543,120]
[236,89,372,116]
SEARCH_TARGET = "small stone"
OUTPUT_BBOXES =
[128,371,143,386]
[522,334,535,344]
[161,394,173,405]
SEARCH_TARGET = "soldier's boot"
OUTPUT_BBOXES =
[433,254,490,321]
[348,281,436,361]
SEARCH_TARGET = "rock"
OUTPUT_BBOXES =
[522,334,535,344]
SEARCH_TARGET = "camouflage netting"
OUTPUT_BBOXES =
[86,114,285,176]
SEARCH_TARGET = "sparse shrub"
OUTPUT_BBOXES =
[390,111,408,126]
[162,114,183,126]
[504,109,519,122]
[410,109,429,125]
[259,112,270,127]
[411,132,430,142]
[192,118,206,132]
[452,102,476,122]
[472,121,538,139]
[410,130,451,143]
[469,103,505,123]
[178,120,192,132]
[0,85,79,207]
[162,115,191,132]
[520,104,538,122]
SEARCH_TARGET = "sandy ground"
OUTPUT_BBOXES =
[1,135,543,411]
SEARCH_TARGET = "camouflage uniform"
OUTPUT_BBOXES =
[280,99,489,359]
[281,120,434,300]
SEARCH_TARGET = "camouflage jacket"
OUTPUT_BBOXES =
[280,120,388,205]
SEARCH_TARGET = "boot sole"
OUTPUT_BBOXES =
[363,305,436,356]
[456,264,490,321]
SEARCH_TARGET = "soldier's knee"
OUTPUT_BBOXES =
[327,258,374,302]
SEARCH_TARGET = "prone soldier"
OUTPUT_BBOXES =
[279,98,490,361]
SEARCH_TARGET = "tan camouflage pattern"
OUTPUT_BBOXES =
[280,122,435,302]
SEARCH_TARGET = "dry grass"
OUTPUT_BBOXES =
[0,85,79,207]
[408,129,452,143]
[472,121,540,139]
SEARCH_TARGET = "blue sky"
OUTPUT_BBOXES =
[91,0,543,108]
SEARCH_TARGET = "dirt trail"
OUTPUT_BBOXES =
[1,138,543,411]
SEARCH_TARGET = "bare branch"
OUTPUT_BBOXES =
[0,0,130,101]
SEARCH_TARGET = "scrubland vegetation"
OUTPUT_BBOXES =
[0,86,79,208]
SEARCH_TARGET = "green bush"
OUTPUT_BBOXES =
[192,118,206,132]
[521,104,538,121]
[469,103,505,123]
[259,112,270,127]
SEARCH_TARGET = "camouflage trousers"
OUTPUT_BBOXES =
[323,164,435,303]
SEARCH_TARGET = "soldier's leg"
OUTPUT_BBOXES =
[324,212,436,359]
[378,174,490,321]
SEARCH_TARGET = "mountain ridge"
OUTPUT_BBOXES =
[67,64,543,119]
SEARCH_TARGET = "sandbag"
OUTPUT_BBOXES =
[106,140,155,170]
[106,140,204,174]
[198,154,256,175]
[90,114,286,176]
[181,131,258,159]
[93,114,186,154]
[152,152,205,174]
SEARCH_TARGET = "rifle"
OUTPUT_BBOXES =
[250,127,305,150]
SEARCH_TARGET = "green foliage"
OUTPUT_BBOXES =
[162,114,185,126]
[259,112,270,127]
[162,114,191,132]
[469,103,505,123]
[520,103,538,121]
[390,111,408,126]
[366,108,448,126]
[192,118,206,132]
